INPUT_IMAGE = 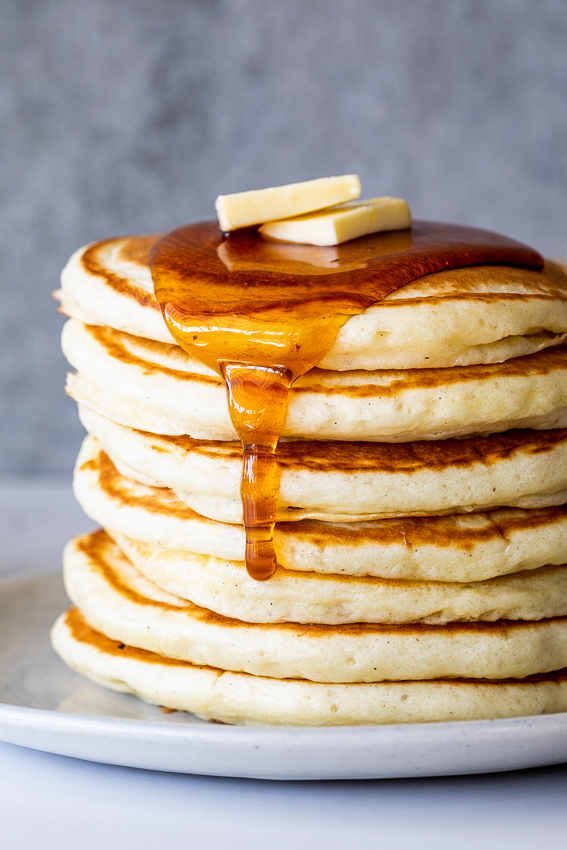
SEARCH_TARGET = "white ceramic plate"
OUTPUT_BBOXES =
[1,572,567,780]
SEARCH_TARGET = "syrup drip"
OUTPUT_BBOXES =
[150,220,542,580]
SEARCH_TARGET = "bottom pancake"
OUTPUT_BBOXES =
[52,608,567,726]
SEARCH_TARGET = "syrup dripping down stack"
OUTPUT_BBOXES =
[51,223,567,725]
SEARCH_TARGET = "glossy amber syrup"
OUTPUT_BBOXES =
[150,220,542,580]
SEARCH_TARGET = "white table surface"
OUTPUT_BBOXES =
[1,478,567,850]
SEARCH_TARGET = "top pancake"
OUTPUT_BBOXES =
[56,235,567,371]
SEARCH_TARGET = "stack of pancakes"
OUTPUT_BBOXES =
[51,234,567,725]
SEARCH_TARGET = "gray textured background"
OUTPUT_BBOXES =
[1,0,566,474]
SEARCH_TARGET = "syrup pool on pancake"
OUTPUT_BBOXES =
[149,178,543,581]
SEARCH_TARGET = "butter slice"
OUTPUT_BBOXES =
[259,197,411,246]
[215,175,361,232]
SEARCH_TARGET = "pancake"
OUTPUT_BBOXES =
[112,530,567,625]
[63,318,567,442]
[78,407,567,522]
[63,530,567,682]
[56,235,567,370]
[52,608,567,726]
[54,227,567,725]
[74,438,567,581]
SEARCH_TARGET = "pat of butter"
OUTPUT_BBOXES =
[215,175,361,232]
[259,197,411,246]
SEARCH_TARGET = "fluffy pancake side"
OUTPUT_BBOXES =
[111,529,567,625]
[63,318,567,441]
[74,438,567,581]
[63,531,567,683]
[77,407,567,522]
[52,608,567,726]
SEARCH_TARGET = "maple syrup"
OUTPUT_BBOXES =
[150,219,542,580]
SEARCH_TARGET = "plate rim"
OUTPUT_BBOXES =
[2,571,567,779]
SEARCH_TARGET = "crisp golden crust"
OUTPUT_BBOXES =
[105,423,567,473]
[80,446,206,522]
[74,439,567,581]
[77,322,567,394]
[81,236,162,312]
[73,439,567,582]
[64,606,190,666]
